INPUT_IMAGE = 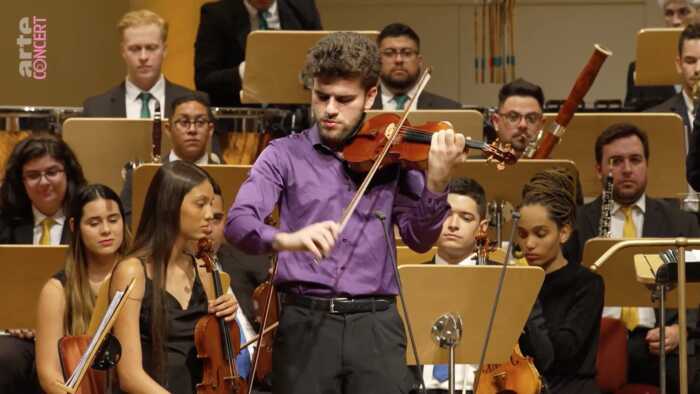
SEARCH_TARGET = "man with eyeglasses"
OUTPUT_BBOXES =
[120,93,221,226]
[371,23,462,111]
[490,78,545,159]
[625,0,699,111]
[82,10,201,118]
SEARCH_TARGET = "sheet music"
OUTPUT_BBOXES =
[66,288,126,388]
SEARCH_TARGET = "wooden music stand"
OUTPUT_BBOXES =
[588,238,700,394]
[365,110,483,140]
[635,28,682,86]
[62,118,175,193]
[241,31,379,104]
[130,164,251,231]
[0,245,67,328]
[542,113,686,199]
[397,265,543,365]
[397,246,437,266]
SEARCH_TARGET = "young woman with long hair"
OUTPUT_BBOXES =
[33,184,130,394]
[110,161,237,393]
[516,168,604,394]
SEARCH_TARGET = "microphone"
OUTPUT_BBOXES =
[373,210,386,221]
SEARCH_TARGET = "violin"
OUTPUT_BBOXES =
[58,335,113,394]
[194,238,248,394]
[472,229,542,394]
[342,112,517,173]
[249,259,279,388]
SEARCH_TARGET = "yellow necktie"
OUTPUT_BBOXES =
[620,206,639,330]
[39,217,55,245]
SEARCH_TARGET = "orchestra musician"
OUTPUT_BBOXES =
[34,184,130,394]
[109,161,238,393]
[416,177,488,393]
[489,78,545,159]
[120,93,221,226]
[516,168,604,394]
[225,32,467,394]
[194,0,322,107]
[371,23,462,110]
[82,10,200,118]
[566,123,700,392]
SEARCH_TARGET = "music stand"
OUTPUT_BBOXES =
[0,245,67,328]
[241,31,379,104]
[588,238,700,394]
[635,28,682,86]
[130,164,251,232]
[542,113,686,199]
[62,118,175,193]
[451,159,578,244]
[397,265,543,392]
[365,110,483,140]
[396,246,437,266]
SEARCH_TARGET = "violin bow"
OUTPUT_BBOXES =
[337,67,433,233]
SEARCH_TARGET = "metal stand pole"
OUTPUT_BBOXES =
[449,345,456,394]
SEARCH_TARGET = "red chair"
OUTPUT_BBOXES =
[596,317,659,394]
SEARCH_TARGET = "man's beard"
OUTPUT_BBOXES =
[382,69,420,93]
[613,184,644,206]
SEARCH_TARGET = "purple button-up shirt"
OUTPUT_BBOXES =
[225,125,449,296]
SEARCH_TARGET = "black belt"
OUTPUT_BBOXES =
[280,292,395,314]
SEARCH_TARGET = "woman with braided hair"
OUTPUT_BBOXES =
[516,168,604,394]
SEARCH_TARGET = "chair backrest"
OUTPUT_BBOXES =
[596,317,628,391]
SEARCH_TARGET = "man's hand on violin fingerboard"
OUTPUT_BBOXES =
[427,128,467,193]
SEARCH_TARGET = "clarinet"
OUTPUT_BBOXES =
[598,167,614,237]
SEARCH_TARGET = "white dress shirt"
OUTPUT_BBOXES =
[168,150,218,166]
[603,194,656,328]
[379,81,420,111]
[125,74,166,119]
[32,206,65,245]
[421,252,478,390]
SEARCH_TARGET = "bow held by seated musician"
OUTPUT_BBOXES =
[225,31,467,394]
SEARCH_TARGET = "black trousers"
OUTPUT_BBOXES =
[0,335,41,394]
[271,303,413,394]
[628,327,700,393]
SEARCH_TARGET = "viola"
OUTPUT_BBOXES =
[58,335,112,394]
[342,112,517,173]
[472,228,542,394]
[194,238,248,394]
[250,263,279,388]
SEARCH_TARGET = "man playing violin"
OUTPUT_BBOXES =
[226,31,467,394]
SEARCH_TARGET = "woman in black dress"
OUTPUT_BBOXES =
[516,168,604,394]
[110,161,238,393]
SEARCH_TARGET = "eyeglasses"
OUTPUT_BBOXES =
[498,111,543,126]
[173,118,211,130]
[664,7,692,18]
[22,167,65,184]
[380,48,418,59]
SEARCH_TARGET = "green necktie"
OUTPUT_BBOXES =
[258,11,269,30]
[138,92,152,118]
[394,94,409,110]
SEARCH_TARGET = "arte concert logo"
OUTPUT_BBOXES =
[17,16,48,80]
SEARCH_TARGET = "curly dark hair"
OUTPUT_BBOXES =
[302,32,380,90]
[0,135,87,222]
[520,168,577,228]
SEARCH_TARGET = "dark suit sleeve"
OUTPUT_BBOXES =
[120,166,133,228]
[81,95,105,117]
[194,3,244,107]
[298,0,322,29]
[688,114,700,190]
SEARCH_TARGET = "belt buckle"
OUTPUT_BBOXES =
[329,297,348,314]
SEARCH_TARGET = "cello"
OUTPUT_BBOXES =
[194,238,248,394]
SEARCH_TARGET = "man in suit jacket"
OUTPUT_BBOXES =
[646,23,700,146]
[568,122,700,392]
[194,0,322,107]
[624,1,697,110]
[82,10,199,118]
[372,23,461,111]
[121,93,221,226]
